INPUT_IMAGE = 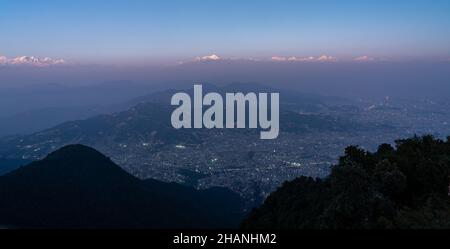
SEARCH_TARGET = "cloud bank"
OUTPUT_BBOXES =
[194,54,222,61]
[353,55,375,62]
[271,55,337,62]
[0,55,65,66]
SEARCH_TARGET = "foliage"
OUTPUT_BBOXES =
[242,135,450,229]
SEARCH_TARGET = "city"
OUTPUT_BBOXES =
[2,90,449,207]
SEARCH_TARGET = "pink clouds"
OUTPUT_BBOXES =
[316,55,337,62]
[0,56,8,65]
[0,54,65,66]
[194,54,222,61]
[271,55,337,62]
[353,55,375,62]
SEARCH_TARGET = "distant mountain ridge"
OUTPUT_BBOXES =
[128,82,352,111]
[0,83,376,176]
[0,144,245,228]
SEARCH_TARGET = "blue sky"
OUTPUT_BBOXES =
[1,0,450,63]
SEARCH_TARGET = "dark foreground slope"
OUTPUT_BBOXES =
[242,135,450,229]
[0,144,245,228]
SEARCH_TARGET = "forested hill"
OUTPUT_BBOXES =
[242,135,450,229]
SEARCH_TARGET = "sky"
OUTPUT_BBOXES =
[1,0,450,64]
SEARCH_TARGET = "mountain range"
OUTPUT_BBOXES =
[0,83,371,169]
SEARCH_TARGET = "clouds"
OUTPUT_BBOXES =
[271,56,313,62]
[353,55,375,62]
[187,54,389,64]
[192,54,337,63]
[270,56,288,62]
[271,55,381,62]
[194,54,222,61]
[0,56,8,65]
[271,55,337,62]
[192,54,339,63]
[0,55,65,66]
[316,55,337,62]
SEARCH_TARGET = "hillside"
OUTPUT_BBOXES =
[242,135,450,229]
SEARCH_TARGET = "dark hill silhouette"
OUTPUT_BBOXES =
[0,144,245,228]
